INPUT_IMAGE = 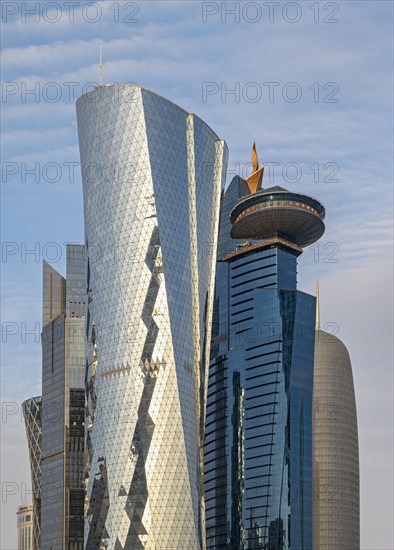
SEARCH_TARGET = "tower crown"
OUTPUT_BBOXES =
[245,142,264,193]
[230,145,325,247]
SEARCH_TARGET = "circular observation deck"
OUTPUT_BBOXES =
[230,187,325,247]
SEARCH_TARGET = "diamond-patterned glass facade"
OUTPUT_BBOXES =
[22,397,42,550]
[76,85,227,549]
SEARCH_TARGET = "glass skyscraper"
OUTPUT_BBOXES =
[76,84,227,548]
[204,148,325,549]
[22,397,42,550]
[40,244,86,550]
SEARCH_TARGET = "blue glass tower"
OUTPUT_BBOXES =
[204,148,325,549]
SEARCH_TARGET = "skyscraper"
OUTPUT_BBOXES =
[40,244,85,550]
[76,84,227,548]
[22,397,42,550]
[204,146,325,549]
[313,305,360,549]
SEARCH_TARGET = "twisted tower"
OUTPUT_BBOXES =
[76,84,227,549]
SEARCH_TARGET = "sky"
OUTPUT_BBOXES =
[1,1,393,548]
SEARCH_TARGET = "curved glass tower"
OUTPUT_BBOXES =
[313,328,359,549]
[22,397,42,550]
[76,85,228,549]
[204,147,325,549]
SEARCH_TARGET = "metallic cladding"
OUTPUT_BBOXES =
[313,330,359,549]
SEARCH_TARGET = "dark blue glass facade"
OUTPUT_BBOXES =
[205,177,315,549]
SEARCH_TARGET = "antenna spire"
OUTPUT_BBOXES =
[316,281,321,331]
[99,41,103,85]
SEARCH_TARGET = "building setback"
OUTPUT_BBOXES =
[313,324,360,549]
[204,147,325,549]
[40,244,86,550]
[76,84,227,548]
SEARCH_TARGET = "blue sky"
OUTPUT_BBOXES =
[1,1,393,547]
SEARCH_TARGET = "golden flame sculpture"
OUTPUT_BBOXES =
[246,142,264,193]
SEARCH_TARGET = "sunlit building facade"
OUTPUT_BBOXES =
[17,503,34,550]
[40,244,85,550]
[313,327,359,549]
[76,84,227,548]
[204,148,325,549]
[22,397,42,550]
